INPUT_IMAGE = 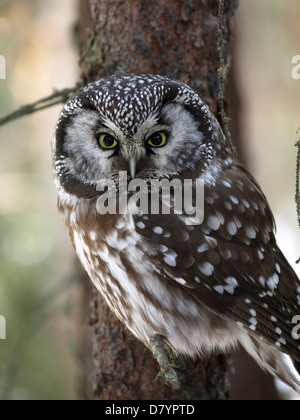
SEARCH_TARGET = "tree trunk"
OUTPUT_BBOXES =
[76,0,238,400]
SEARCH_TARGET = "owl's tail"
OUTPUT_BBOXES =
[238,333,300,395]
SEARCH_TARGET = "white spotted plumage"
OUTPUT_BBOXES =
[53,74,300,393]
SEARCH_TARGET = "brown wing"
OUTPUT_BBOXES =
[134,161,300,362]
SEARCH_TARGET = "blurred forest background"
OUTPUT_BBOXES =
[0,0,299,400]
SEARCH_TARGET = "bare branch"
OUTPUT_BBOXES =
[0,87,78,127]
[296,136,300,264]
[296,140,300,224]
[217,0,237,156]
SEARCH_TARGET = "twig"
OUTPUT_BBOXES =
[295,136,300,264]
[0,87,78,127]
[296,138,300,227]
[217,0,237,156]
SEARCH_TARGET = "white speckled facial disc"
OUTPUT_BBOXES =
[53,75,224,192]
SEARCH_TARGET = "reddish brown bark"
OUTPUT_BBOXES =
[76,0,238,400]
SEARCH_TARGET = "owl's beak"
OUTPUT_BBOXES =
[129,157,137,179]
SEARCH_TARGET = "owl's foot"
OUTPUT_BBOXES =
[149,335,180,390]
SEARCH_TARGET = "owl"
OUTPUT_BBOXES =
[52,74,300,393]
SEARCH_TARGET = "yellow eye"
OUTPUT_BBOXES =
[99,134,118,149]
[147,132,168,148]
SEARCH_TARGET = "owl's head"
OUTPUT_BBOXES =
[53,75,229,200]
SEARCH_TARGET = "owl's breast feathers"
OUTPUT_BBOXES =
[60,158,300,369]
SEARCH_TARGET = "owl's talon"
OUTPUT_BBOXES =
[163,340,181,370]
[149,335,180,390]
